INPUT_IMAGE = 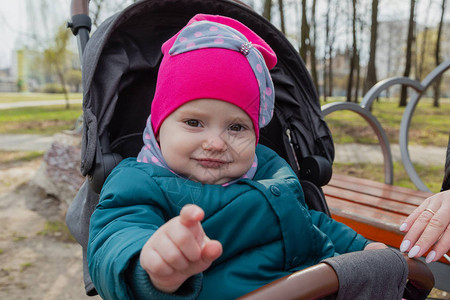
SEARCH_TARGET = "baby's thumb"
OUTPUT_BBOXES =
[201,239,223,263]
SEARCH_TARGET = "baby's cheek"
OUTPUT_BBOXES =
[229,134,255,152]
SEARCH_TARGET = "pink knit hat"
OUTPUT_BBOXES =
[150,14,277,141]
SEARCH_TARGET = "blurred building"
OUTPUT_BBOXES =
[0,67,18,92]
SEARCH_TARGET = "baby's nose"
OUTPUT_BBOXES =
[202,134,228,152]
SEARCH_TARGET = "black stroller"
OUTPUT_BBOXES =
[67,0,435,298]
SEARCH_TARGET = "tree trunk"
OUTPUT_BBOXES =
[417,0,432,80]
[346,52,355,102]
[346,0,357,102]
[400,0,416,107]
[417,25,429,80]
[328,2,338,97]
[56,68,70,109]
[263,0,272,21]
[355,7,365,103]
[323,0,331,101]
[90,0,102,27]
[364,0,378,94]
[433,0,446,108]
[354,52,360,103]
[328,53,333,97]
[279,0,286,35]
[300,0,309,62]
[310,0,319,92]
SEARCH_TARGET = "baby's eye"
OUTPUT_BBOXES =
[228,124,245,132]
[185,119,202,127]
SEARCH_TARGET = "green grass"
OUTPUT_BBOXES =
[20,262,33,272]
[37,220,76,243]
[0,151,44,165]
[0,92,82,103]
[322,97,450,147]
[0,104,82,135]
[0,92,83,134]
[333,161,445,193]
[12,233,26,242]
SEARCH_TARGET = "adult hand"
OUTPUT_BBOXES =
[399,190,450,263]
[140,204,222,293]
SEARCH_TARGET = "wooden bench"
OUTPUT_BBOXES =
[323,173,450,265]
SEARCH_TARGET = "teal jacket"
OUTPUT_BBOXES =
[88,145,368,300]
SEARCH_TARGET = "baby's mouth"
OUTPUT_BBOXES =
[194,158,229,168]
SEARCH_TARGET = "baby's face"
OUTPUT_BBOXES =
[158,99,256,185]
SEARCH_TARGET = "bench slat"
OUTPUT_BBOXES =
[328,175,431,206]
[330,173,432,196]
[326,196,406,230]
[323,185,417,216]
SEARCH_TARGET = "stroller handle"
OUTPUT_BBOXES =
[71,0,89,16]
[69,0,91,62]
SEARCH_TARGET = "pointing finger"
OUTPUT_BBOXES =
[179,204,204,227]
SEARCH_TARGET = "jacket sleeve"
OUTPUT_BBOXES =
[87,163,202,300]
[125,256,203,300]
[309,209,369,254]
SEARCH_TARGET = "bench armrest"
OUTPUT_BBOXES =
[238,256,434,300]
[237,263,338,300]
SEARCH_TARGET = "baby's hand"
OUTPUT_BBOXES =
[140,204,222,294]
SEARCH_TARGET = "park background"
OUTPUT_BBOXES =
[1,0,450,101]
[1,0,449,192]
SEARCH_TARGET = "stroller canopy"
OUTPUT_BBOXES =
[80,0,334,185]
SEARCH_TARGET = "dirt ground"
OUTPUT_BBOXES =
[0,158,99,300]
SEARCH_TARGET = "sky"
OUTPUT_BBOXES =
[0,0,73,69]
[0,0,134,69]
[0,1,22,68]
[0,0,448,70]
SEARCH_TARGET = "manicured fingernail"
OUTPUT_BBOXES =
[399,223,407,231]
[400,240,410,252]
[425,251,436,263]
[408,245,421,258]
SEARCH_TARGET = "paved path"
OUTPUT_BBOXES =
[334,143,447,166]
[0,99,82,110]
[0,100,82,151]
[0,134,57,152]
